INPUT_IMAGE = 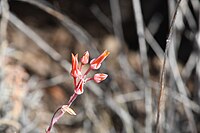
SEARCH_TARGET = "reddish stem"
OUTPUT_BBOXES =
[67,93,78,107]
[46,106,62,133]
[85,77,94,82]
[46,93,78,133]
[73,77,77,86]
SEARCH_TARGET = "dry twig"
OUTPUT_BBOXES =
[132,0,152,132]
[156,0,182,132]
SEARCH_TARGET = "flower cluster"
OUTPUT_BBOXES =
[46,50,110,133]
[71,50,109,95]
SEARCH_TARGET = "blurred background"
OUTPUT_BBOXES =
[0,0,200,133]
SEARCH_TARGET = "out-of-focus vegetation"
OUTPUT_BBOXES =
[0,0,200,133]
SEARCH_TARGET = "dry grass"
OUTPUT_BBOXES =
[0,0,200,133]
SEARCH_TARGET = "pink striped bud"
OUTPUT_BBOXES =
[71,53,81,78]
[81,51,89,65]
[93,73,108,83]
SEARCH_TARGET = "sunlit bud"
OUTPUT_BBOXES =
[93,73,108,83]
[71,53,81,78]
[81,51,89,65]
[90,50,110,70]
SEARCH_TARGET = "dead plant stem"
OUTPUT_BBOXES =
[156,0,182,132]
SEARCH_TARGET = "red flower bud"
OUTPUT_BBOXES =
[71,53,81,78]
[90,50,110,69]
[81,51,89,65]
[94,73,108,83]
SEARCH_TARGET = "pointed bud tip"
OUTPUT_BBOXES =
[81,51,90,64]
[104,50,110,56]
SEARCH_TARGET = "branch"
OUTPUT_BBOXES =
[156,0,182,132]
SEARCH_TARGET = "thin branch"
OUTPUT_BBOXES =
[179,0,197,31]
[156,0,182,132]
[0,0,9,43]
[196,0,200,108]
[169,35,197,133]
[182,52,198,81]
[90,4,113,33]
[144,28,164,60]
[109,0,125,43]
[132,0,152,132]
[0,0,9,66]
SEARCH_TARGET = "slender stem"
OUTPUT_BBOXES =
[73,77,77,87]
[67,93,78,107]
[85,77,94,82]
[46,106,62,133]
[156,0,182,132]
[46,93,78,133]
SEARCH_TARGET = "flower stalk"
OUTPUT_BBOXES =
[46,50,110,133]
